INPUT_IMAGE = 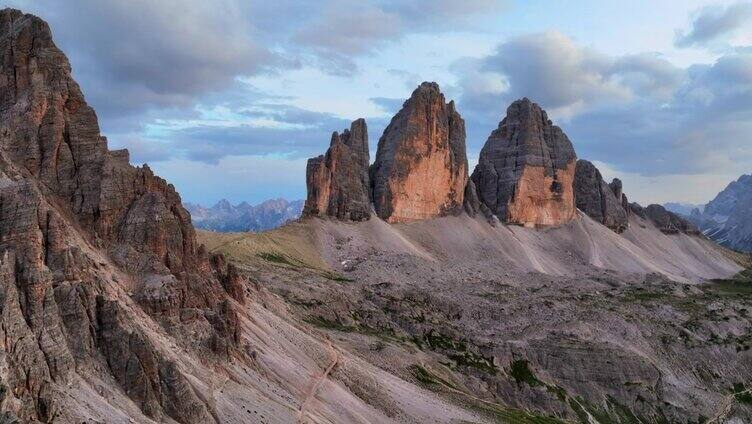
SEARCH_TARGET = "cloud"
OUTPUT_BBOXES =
[292,0,505,73]
[453,32,752,182]
[675,2,752,48]
[17,0,282,120]
[480,32,626,112]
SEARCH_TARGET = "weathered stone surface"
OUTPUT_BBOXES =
[211,253,245,304]
[371,82,468,223]
[471,98,577,227]
[574,160,629,232]
[0,9,245,422]
[304,119,371,221]
[642,204,699,234]
[96,297,214,423]
[463,180,481,217]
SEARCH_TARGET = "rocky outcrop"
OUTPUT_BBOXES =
[371,82,468,223]
[471,98,577,227]
[574,160,628,232]
[630,203,699,234]
[304,119,371,221]
[0,9,244,422]
[609,178,631,215]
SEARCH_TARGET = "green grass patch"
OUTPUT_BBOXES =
[468,400,569,424]
[733,383,752,405]
[258,251,356,282]
[705,279,752,296]
[509,360,543,387]
[321,271,354,282]
[411,364,457,389]
[414,330,498,375]
[257,251,304,267]
[568,395,658,424]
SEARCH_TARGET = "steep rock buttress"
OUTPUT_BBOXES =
[471,98,577,227]
[371,82,468,223]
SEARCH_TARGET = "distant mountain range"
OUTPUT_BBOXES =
[184,198,304,232]
[665,175,752,252]
[663,202,704,216]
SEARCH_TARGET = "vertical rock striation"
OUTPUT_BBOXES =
[573,160,629,232]
[471,98,577,227]
[303,119,371,221]
[0,9,244,422]
[371,82,468,222]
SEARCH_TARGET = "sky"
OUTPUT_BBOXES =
[6,0,752,206]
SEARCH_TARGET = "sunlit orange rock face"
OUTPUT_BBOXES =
[304,119,371,221]
[371,82,468,223]
[471,98,577,227]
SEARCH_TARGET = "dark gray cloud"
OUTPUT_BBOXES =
[14,0,284,120]
[675,2,752,47]
[454,32,752,178]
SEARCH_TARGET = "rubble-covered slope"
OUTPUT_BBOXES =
[203,214,751,423]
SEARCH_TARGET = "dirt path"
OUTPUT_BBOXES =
[706,388,751,424]
[297,338,339,424]
[705,388,752,424]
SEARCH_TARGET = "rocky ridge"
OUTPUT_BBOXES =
[630,203,699,234]
[573,160,629,232]
[687,174,752,251]
[303,87,712,243]
[185,198,304,232]
[0,9,244,422]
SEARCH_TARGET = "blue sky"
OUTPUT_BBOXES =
[8,0,752,206]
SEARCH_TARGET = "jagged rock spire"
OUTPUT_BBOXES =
[304,119,372,221]
[370,82,468,223]
[573,160,629,232]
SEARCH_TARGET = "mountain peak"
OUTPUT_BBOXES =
[371,82,467,222]
[471,98,577,227]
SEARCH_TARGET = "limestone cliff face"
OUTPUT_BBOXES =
[0,9,242,422]
[371,82,468,223]
[471,98,577,227]
[303,119,371,221]
[573,160,629,232]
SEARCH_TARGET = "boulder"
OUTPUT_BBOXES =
[471,98,577,227]
[573,160,629,232]
[303,119,371,221]
[371,82,468,222]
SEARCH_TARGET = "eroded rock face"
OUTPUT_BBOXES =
[304,119,371,221]
[0,9,244,422]
[471,98,577,227]
[371,82,468,223]
[642,204,699,234]
[574,160,629,232]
